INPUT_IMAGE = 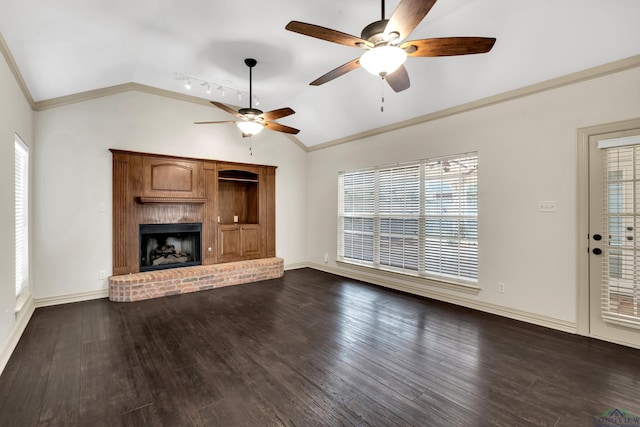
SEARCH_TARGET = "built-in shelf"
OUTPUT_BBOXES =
[218,177,259,183]
[137,196,208,204]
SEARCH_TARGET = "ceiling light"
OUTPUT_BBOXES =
[236,121,264,136]
[359,45,407,78]
[205,84,211,94]
[185,79,191,90]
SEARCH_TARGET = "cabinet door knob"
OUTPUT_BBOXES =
[208,247,212,252]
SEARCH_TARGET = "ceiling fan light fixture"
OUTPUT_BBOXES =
[236,121,264,136]
[360,45,407,77]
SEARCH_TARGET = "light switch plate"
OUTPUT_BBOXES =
[538,200,557,212]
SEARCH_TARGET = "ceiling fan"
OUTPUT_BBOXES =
[286,0,496,92]
[195,58,300,137]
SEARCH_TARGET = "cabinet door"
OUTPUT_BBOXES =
[142,157,204,198]
[240,225,262,259]
[218,225,241,262]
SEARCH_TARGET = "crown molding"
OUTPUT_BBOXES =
[33,82,308,149]
[0,32,35,109]
[307,54,640,152]
[32,82,213,111]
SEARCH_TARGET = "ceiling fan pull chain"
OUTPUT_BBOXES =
[381,77,385,112]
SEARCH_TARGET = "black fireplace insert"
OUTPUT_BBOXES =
[139,223,202,272]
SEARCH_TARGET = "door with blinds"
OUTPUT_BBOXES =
[589,128,640,346]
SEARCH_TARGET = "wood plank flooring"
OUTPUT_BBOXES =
[1,268,639,426]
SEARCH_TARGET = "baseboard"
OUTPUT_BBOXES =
[34,289,109,308]
[307,262,577,334]
[588,333,640,350]
[0,295,35,375]
[284,262,309,271]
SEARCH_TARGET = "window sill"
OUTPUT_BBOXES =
[336,260,481,295]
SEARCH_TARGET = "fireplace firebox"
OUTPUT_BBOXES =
[139,223,202,272]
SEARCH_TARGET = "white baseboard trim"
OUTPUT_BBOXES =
[307,262,577,334]
[34,289,109,308]
[0,295,35,376]
[588,333,640,350]
[284,262,308,271]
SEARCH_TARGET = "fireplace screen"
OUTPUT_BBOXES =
[140,223,202,272]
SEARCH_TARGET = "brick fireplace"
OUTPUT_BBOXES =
[108,150,283,302]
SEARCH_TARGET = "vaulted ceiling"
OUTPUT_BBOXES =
[1,0,639,147]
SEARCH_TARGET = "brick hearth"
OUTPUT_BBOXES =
[109,257,284,302]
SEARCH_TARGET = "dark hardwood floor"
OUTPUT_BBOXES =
[1,268,639,426]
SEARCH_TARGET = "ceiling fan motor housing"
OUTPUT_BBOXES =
[239,107,263,119]
[361,19,399,45]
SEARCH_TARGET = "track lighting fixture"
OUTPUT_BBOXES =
[174,73,255,102]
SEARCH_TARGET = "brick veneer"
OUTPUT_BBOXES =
[109,257,284,302]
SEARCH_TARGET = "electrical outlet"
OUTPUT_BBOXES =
[498,282,505,294]
[98,270,106,280]
[324,252,329,263]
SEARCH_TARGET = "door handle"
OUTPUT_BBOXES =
[593,234,602,241]
[592,248,603,255]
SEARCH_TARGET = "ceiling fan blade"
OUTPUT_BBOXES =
[263,121,300,135]
[385,65,410,92]
[194,120,237,125]
[210,101,243,118]
[286,21,372,48]
[401,37,496,57]
[386,0,437,42]
[310,57,361,86]
[260,107,295,121]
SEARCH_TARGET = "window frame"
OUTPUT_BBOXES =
[338,152,479,291]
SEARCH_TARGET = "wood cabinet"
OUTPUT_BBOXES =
[215,164,267,262]
[110,149,276,274]
[142,157,203,198]
[217,224,261,263]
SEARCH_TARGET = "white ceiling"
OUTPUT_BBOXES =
[1,0,639,147]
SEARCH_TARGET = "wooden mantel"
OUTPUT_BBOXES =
[110,149,276,276]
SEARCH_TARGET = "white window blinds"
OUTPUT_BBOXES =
[15,136,29,298]
[338,152,478,283]
[601,145,640,327]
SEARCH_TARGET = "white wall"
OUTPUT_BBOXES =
[307,67,640,326]
[33,90,307,299]
[0,49,34,362]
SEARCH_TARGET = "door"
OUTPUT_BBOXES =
[588,128,640,347]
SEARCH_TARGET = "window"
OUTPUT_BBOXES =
[15,135,29,299]
[601,145,640,326]
[338,152,478,285]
